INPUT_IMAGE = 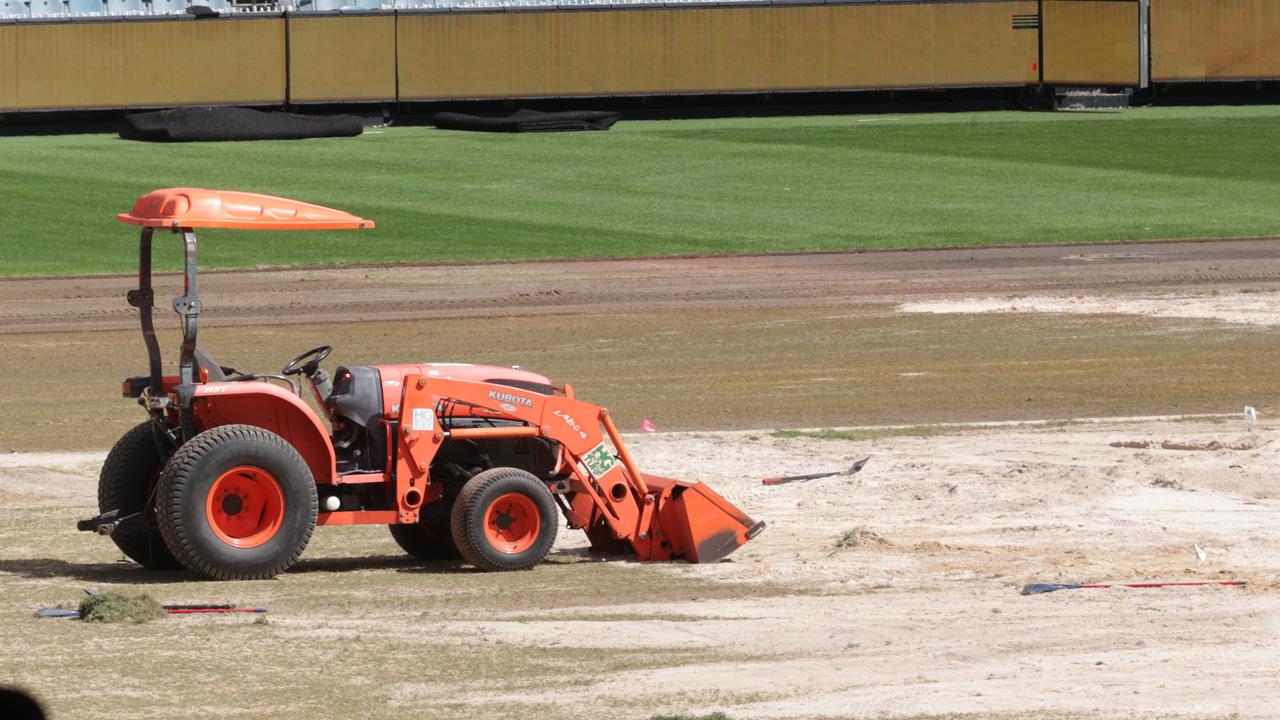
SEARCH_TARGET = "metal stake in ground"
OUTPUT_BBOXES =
[1021,580,1247,595]
[160,604,270,613]
[763,457,870,486]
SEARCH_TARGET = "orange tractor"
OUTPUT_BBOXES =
[78,188,763,580]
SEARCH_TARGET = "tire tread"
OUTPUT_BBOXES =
[156,424,316,581]
[98,421,181,570]
[450,467,557,572]
[388,514,461,561]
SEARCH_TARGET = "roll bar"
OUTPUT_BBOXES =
[118,188,374,437]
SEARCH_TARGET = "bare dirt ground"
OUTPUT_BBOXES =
[4,240,1280,451]
[2,239,1278,334]
[2,240,1280,719]
[1,418,1277,719]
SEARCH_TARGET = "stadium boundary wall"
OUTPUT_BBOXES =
[1150,0,1280,82]
[1,0,1275,114]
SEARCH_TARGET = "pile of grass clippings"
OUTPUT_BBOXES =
[835,527,890,550]
[78,592,166,624]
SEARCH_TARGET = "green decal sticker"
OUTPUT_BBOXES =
[583,442,616,478]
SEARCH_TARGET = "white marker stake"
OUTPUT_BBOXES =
[1244,406,1258,422]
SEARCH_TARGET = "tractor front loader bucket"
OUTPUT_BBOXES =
[569,411,763,563]
[644,475,765,563]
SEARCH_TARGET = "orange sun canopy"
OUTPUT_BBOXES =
[117,188,375,231]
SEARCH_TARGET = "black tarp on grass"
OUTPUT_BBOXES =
[121,106,364,142]
[433,109,620,133]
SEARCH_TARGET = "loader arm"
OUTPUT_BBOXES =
[396,375,763,563]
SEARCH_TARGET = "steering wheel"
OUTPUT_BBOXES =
[282,345,332,376]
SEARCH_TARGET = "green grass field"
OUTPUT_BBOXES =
[3,105,1280,276]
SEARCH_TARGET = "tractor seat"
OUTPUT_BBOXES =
[194,345,228,382]
[327,365,384,427]
[327,365,387,473]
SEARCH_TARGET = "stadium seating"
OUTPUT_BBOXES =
[25,0,57,14]
[104,0,144,13]
[28,0,63,16]
[67,0,105,14]
[0,0,29,17]
[149,0,189,13]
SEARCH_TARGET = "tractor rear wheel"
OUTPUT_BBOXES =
[98,422,181,570]
[389,506,461,561]
[450,467,558,571]
[156,424,318,581]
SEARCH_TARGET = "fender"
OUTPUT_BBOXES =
[189,381,336,484]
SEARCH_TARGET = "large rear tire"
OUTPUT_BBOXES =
[156,424,317,581]
[450,467,558,571]
[98,422,181,570]
[389,506,461,561]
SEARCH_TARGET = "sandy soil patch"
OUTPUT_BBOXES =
[443,418,1280,718]
[2,418,1276,719]
[900,290,1280,326]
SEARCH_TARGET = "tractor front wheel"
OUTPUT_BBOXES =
[389,506,461,561]
[451,467,558,571]
[156,425,317,580]
[98,422,181,570]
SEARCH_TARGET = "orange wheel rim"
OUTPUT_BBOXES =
[206,466,285,549]
[483,492,541,554]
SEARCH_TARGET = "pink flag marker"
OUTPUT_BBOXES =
[641,419,657,433]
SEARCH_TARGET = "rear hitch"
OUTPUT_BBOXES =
[76,509,143,536]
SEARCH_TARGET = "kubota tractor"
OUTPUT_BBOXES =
[78,188,763,580]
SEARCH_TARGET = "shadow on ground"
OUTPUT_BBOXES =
[0,549,609,585]
[289,554,466,574]
[0,558,190,585]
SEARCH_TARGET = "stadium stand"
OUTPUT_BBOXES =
[66,0,106,15]
[104,0,145,13]
[150,0,191,14]
[28,0,62,16]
